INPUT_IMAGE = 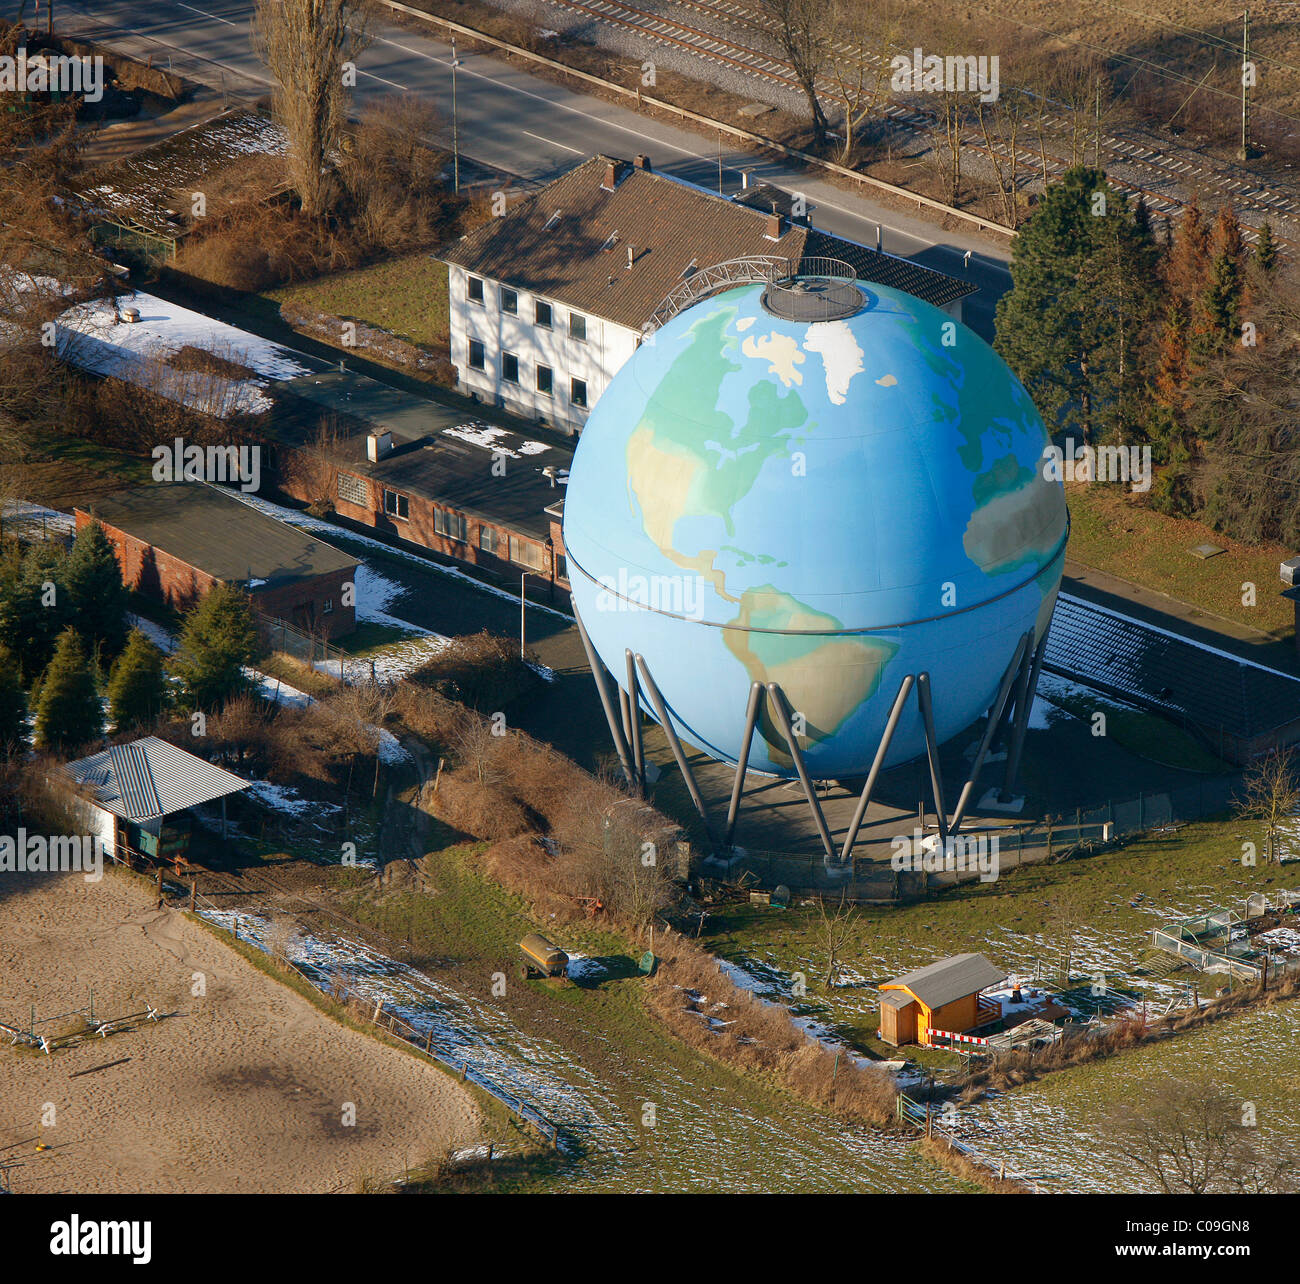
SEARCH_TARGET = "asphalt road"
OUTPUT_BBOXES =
[58,0,1011,336]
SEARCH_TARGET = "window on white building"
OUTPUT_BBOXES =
[569,312,587,342]
[501,287,518,314]
[467,276,484,304]
[468,338,485,370]
[537,364,553,396]
[535,300,553,329]
[571,377,588,408]
[502,352,519,384]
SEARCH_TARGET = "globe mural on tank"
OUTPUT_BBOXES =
[563,267,1068,858]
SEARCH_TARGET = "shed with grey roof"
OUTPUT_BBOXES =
[878,953,1005,1047]
[62,736,251,866]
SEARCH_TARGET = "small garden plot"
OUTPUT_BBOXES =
[699,818,1290,1065]
[55,289,313,419]
[80,109,289,237]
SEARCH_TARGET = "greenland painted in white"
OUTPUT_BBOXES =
[803,320,866,406]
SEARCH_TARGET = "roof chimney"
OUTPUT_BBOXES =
[603,159,619,189]
[766,205,782,239]
[626,244,635,270]
[633,153,652,172]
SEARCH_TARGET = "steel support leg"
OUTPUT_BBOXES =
[573,606,636,787]
[839,673,916,864]
[1001,626,1050,800]
[949,631,1032,836]
[624,649,644,796]
[635,654,717,847]
[724,682,764,849]
[766,683,836,865]
[916,672,948,843]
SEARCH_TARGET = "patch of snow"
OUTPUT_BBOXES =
[54,289,313,420]
[1,499,75,535]
[245,779,342,818]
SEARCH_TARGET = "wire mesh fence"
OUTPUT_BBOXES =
[729,774,1242,901]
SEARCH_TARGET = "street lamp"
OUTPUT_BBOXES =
[450,36,462,194]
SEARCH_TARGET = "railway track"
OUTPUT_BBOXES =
[539,0,1300,246]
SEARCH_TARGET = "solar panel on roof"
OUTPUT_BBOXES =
[1045,593,1300,739]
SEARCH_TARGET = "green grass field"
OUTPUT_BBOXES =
[697,814,1294,1066]
[332,843,969,1192]
[1065,483,1294,638]
[265,253,450,352]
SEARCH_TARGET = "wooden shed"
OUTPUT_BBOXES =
[878,953,1005,1047]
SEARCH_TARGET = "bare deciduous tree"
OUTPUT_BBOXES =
[815,892,861,989]
[1236,747,1300,865]
[254,0,374,217]
[929,88,966,207]
[827,1,902,166]
[1105,1074,1298,1194]
[977,88,1031,227]
[756,0,832,146]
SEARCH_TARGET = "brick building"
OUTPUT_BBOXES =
[280,416,571,595]
[77,483,359,640]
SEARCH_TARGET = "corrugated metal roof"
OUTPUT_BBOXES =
[881,953,1005,1011]
[64,736,249,821]
[108,741,162,819]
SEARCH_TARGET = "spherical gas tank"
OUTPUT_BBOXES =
[562,274,1067,779]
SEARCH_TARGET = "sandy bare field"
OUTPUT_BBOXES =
[0,868,481,1193]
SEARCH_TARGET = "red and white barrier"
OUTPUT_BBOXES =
[924,1027,989,1047]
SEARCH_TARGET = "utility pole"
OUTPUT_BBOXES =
[451,37,462,193]
[1240,9,1251,162]
[520,574,526,659]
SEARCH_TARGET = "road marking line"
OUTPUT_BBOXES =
[521,129,584,154]
[176,1,239,26]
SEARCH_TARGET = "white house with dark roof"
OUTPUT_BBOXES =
[440,154,976,434]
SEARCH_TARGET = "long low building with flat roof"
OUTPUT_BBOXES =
[76,482,359,639]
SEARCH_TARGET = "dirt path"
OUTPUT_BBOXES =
[0,867,482,1193]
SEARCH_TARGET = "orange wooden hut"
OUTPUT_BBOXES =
[878,953,1005,1047]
